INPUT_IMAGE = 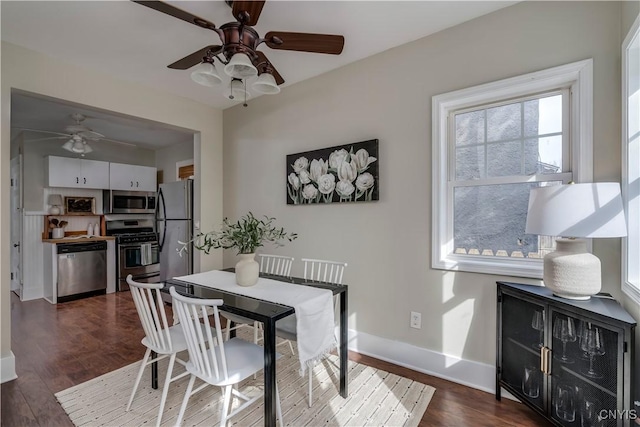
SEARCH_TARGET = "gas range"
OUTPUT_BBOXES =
[105,217,160,291]
[111,231,157,244]
[105,218,156,241]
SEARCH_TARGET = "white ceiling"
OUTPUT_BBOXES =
[2,1,517,149]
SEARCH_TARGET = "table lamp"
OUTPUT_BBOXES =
[48,194,63,215]
[525,182,627,300]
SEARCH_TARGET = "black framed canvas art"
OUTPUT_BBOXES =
[286,139,379,205]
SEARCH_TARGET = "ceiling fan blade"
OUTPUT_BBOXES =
[26,136,69,142]
[168,45,223,70]
[255,51,284,85]
[232,1,265,26]
[15,128,71,138]
[79,131,105,141]
[132,1,217,30]
[264,32,344,55]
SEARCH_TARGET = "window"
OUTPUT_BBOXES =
[432,60,593,277]
[622,16,640,303]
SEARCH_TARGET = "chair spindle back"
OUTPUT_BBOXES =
[302,258,347,285]
[259,254,294,277]
[170,287,227,381]
[128,276,173,353]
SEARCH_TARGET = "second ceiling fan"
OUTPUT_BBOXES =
[134,0,345,102]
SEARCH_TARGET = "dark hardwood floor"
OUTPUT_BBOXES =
[1,291,549,426]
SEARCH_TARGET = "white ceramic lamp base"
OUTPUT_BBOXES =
[543,238,601,300]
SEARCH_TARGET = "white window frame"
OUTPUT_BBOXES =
[432,59,593,278]
[622,15,640,304]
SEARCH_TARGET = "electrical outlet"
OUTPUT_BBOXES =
[410,311,421,329]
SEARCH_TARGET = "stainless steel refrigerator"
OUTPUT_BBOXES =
[156,179,193,282]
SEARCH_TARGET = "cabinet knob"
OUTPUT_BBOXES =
[83,177,87,184]
[136,181,139,187]
[76,177,79,184]
[130,181,134,187]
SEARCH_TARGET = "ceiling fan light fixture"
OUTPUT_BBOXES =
[224,52,258,79]
[252,72,280,95]
[61,139,75,152]
[190,61,222,87]
[72,140,87,153]
[62,137,92,154]
[227,78,250,101]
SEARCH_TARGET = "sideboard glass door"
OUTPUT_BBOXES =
[500,292,546,413]
[549,309,620,427]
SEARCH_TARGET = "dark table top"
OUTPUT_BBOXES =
[163,269,347,323]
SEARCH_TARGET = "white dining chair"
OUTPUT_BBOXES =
[125,275,214,427]
[222,254,294,348]
[169,286,284,427]
[276,258,347,407]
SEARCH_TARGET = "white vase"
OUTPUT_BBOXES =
[235,253,259,286]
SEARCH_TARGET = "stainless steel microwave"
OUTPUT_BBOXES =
[103,190,157,214]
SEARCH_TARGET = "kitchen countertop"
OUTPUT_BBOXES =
[42,236,115,244]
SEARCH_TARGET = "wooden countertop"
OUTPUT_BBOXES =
[42,236,115,244]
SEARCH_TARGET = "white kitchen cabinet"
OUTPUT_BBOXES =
[109,162,157,191]
[46,156,109,189]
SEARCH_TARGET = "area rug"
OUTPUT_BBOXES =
[56,337,434,427]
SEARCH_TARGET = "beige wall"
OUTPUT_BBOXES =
[1,42,224,368]
[223,1,635,368]
[155,141,195,184]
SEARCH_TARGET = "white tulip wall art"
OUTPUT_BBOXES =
[286,139,379,204]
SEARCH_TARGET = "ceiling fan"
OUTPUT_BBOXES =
[133,0,345,104]
[19,113,135,155]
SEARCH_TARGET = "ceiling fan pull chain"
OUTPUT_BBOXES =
[243,79,248,107]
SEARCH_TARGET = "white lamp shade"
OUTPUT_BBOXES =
[72,140,87,153]
[525,182,627,238]
[62,139,75,152]
[48,193,63,214]
[62,138,92,154]
[224,52,257,79]
[190,62,222,87]
[48,194,63,206]
[252,72,280,95]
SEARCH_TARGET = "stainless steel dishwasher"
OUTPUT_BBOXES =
[57,241,107,301]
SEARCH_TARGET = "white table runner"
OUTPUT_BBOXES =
[174,270,336,373]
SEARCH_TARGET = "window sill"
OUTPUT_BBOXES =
[433,254,543,279]
[621,281,640,306]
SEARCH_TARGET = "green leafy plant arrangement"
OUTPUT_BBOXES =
[180,212,297,256]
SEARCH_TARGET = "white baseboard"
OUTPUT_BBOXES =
[346,328,501,395]
[1,351,17,384]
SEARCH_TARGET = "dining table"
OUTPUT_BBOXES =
[158,268,349,427]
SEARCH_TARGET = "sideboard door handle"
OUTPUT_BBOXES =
[543,347,552,375]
